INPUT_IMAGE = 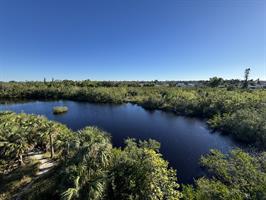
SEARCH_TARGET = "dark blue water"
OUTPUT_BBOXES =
[0,100,238,183]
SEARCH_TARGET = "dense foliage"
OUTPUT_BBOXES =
[182,149,266,200]
[109,139,180,200]
[208,108,266,147]
[0,110,265,199]
[1,81,265,148]
[0,81,265,199]
[0,112,71,167]
[0,112,181,199]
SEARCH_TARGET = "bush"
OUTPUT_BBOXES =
[182,149,266,200]
[52,106,68,114]
[208,108,266,148]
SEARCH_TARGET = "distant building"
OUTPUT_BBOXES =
[187,83,195,87]
[176,82,196,87]
[248,82,266,89]
[176,83,186,87]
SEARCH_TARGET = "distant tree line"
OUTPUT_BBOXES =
[1,68,263,89]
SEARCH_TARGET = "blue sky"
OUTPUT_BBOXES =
[0,0,265,81]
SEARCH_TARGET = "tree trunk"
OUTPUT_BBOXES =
[67,142,70,155]
[49,133,54,158]
[19,154,24,166]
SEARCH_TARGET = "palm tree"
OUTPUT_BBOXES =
[46,121,74,158]
[61,127,112,200]
[39,122,59,158]
[61,175,80,200]
[0,113,31,165]
[1,128,30,165]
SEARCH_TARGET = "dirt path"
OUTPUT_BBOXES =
[30,153,55,176]
[13,152,56,200]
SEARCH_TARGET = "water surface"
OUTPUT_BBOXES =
[0,100,238,183]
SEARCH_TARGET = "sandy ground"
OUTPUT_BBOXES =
[13,152,56,200]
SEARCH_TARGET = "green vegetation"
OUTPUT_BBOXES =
[243,68,251,89]
[0,112,71,165]
[0,112,181,199]
[208,77,224,87]
[53,106,68,114]
[1,112,265,199]
[0,81,265,148]
[182,149,266,200]
[208,108,266,147]
[1,108,265,199]
[0,78,265,199]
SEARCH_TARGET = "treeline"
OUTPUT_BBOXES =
[0,81,266,148]
[1,112,265,199]
[1,76,264,89]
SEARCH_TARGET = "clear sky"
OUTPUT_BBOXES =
[0,0,265,81]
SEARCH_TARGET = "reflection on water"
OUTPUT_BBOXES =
[0,100,239,183]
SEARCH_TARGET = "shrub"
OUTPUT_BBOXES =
[52,106,68,114]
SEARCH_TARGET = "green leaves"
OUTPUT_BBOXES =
[61,187,79,200]
[1,81,266,148]
[186,178,243,200]
[0,112,71,164]
[60,127,112,200]
[109,139,181,200]
[184,149,266,200]
[58,133,181,200]
[208,108,266,148]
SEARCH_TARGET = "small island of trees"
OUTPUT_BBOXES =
[53,106,68,114]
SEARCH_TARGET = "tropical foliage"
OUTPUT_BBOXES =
[0,112,71,166]
[1,81,265,148]
[182,149,266,200]
[109,139,180,200]
[59,131,181,200]
[60,127,113,200]
[0,113,181,199]
[0,81,265,199]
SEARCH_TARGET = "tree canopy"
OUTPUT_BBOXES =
[182,149,266,200]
